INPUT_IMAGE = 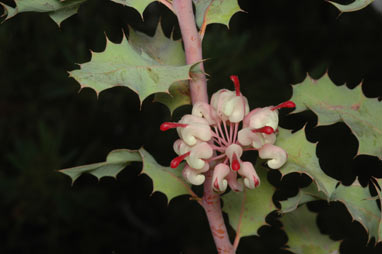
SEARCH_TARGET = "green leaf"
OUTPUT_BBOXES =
[280,180,382,243]
[59,149,141,182]
[110,0,156,17]
[281,205,340,254]
[276,128,338,197]
[153,82,191,115]
[328,0,374,13]
[59,148,192,203]
[128,23,191,112]
[280,183,327,213]
[69,31,194,104]
[291,74,382,158]
[222,165,276,238]
[193,0,242,29]
[331,181,381,242]
[1,0,85,26]
[139,149,191,202]
[373,178,382,242]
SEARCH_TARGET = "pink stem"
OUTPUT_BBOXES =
[173,0,208,104]
[202,170,235,254]
[173,1,234,253]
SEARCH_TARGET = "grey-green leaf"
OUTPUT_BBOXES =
[193,0,242,28]
[222,165,276,238]
[281,205,340,254]
[128,23,191,113]
[276,128,338,197]
[59,148,192,203]
[69,31,194,104]
[291,74,382,158]
[1,0,85,26]
[328,0,374,12]
[59,149,141,182]
[331,181,381,242]
[280,183,327,213]
[110,0,156,17]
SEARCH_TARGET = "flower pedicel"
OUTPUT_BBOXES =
[161,76,295,193]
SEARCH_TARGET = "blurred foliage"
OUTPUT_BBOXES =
[0,0,382,253]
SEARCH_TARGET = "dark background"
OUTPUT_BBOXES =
[1,0,382,253]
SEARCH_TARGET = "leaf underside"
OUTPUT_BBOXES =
[193,0,242,28]
[328,0,374,13]
[280,205,340,254]
[69,26,194,104]
[222,164,276,238]
[1,0,85,26]
[59,148,191,203]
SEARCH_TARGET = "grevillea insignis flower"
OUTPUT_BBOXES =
[160,76,295,193]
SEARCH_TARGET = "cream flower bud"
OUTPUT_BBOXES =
[238,161,260,189]
[247,107,279,130]
[212,163,230,192]
[177,114,212,146]
[182,165,207,185]
[210,89,249,123]
[173,139,213,170]
[238,128,276,149]
[258,144,287,169]
[192,102,218,125]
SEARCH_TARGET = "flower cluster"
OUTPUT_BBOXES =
[160,76,295,193]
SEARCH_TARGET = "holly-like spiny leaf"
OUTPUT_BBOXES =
[1,0,86,26]
[110,0,156,18]
[69,30,195,104]
[222,164,276,238]
[59,148,192,203]
[280,179,382,243]
[280,205,340,254]
[330,180,381,242]
[193,0,242,29]
[290,74,382,159]
[328,0,374,13]
[373,178,382,242]
[276,127,338,197]
[128,23,191,113]
[279,183,327,213]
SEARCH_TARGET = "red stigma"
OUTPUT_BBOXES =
[230,75,241,96]
[170,152,190,168]
[160,122,188,131]
[252,126,274,135]
[271,101,296,111]
[254,176,260,187]
[231,153,241,171]
[213,178,220,190]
